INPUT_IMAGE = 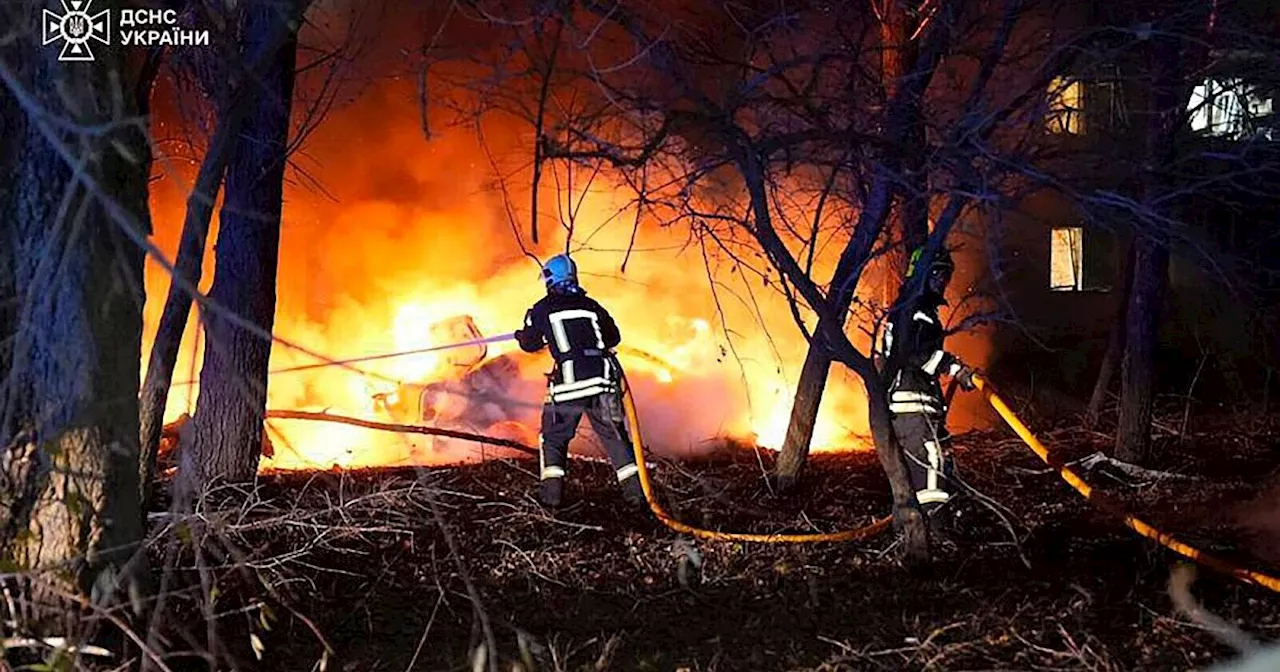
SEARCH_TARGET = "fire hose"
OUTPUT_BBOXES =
[970,374,1280,594]
[261,331,1280,591]
[622,370,1280,590]
[615,361,894,543]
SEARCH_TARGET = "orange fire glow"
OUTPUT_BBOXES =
[141,79,989,471]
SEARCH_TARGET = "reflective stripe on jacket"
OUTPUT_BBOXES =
[881,293,960,416]
[515,290,622,402]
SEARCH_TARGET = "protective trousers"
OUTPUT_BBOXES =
[892,412,954,506]
[538,392,644,504]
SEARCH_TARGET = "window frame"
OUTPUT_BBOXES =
[1049,226,1085,292]
[1045,68,1128,137]
[1188,77,1275,140]
[1046,76,1086,135]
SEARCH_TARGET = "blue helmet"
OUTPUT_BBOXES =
[540,254,578,290]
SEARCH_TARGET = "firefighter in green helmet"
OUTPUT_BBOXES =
[880,246,976,529]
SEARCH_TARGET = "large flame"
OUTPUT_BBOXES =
[142,77,988,471]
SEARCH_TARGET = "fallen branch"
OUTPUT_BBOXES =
[0,636,113,658]
[416,471,499,672]
[264,410,538,456]
[1073,451,1199,483]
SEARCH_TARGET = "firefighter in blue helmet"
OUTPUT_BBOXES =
[881,246,976,523]
[514,254,646,509]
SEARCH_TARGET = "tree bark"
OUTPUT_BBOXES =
[0,0,152,620]
[1085,240,1137,428]
[862,370,931,567]
[139,4,312,503]
[738,146,931,560]
[774,0,934,490]
[137,102,235,501]
[774,346,833,491]
[1115,27,1186,466]
[773,171,895,489]
[179,1,302,493]
[1115,236,1168,464]
[891,1,930,258]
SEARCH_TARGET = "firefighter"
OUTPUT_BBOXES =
[881,246,976,524]
[515,253,646,509]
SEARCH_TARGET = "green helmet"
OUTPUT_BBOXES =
[905,245,954,279]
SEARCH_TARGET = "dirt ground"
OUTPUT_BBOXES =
[151,411,1280,671]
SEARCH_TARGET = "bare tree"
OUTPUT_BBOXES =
[439,0,1075,563]
[776,0,936,492]
[1085,240,1135,428]
[176,0,312,493]
[1114,0,1280,464]
[1113,5,1200,465]
[1049,0,1280,463]
[0,0,156,636]
[421,0,627,260]
[138,1,297,501]
[139,0,364,501]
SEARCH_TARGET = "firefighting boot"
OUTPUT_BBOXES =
[939,493,988,545]
[620,476,646,509]
[539,477,564,508]
[922,501,957,549]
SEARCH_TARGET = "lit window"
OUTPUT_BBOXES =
[1047,77,1085,135]
[1050,227,1083,291]
[1189,78,1274,138]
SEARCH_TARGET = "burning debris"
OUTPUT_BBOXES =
[428,315,489,371]
[254,310,810,468]
[372,316,545,454]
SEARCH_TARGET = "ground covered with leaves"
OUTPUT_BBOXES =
[151,412,1280,671]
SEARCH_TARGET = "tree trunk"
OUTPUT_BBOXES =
[0,0,152,623]
[743,162,929,563]
[774,343,833,491]
[862,370,930,567]
[774,1,930,490]
[773,176,894,490]
[1085,240,1137,428]
[893,7,929,258]
[1115,28,1186,466]
[1114,235,1168,464]
[179,2,302,493]
[900,127,929,254]
[137,103,237,501]
[139,4,311,503]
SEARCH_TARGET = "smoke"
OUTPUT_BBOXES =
[142,43,994,469]
[1231,481,1280,568]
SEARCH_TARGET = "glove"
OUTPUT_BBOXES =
[514,326,541,353]
[953,365,977,391]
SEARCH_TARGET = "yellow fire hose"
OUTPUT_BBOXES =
[618,371,893,543]
[972,374,1280,594]
[616,366,1280,592]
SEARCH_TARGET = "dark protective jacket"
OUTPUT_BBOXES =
[515,288,622,403]
[881,290,962,416]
